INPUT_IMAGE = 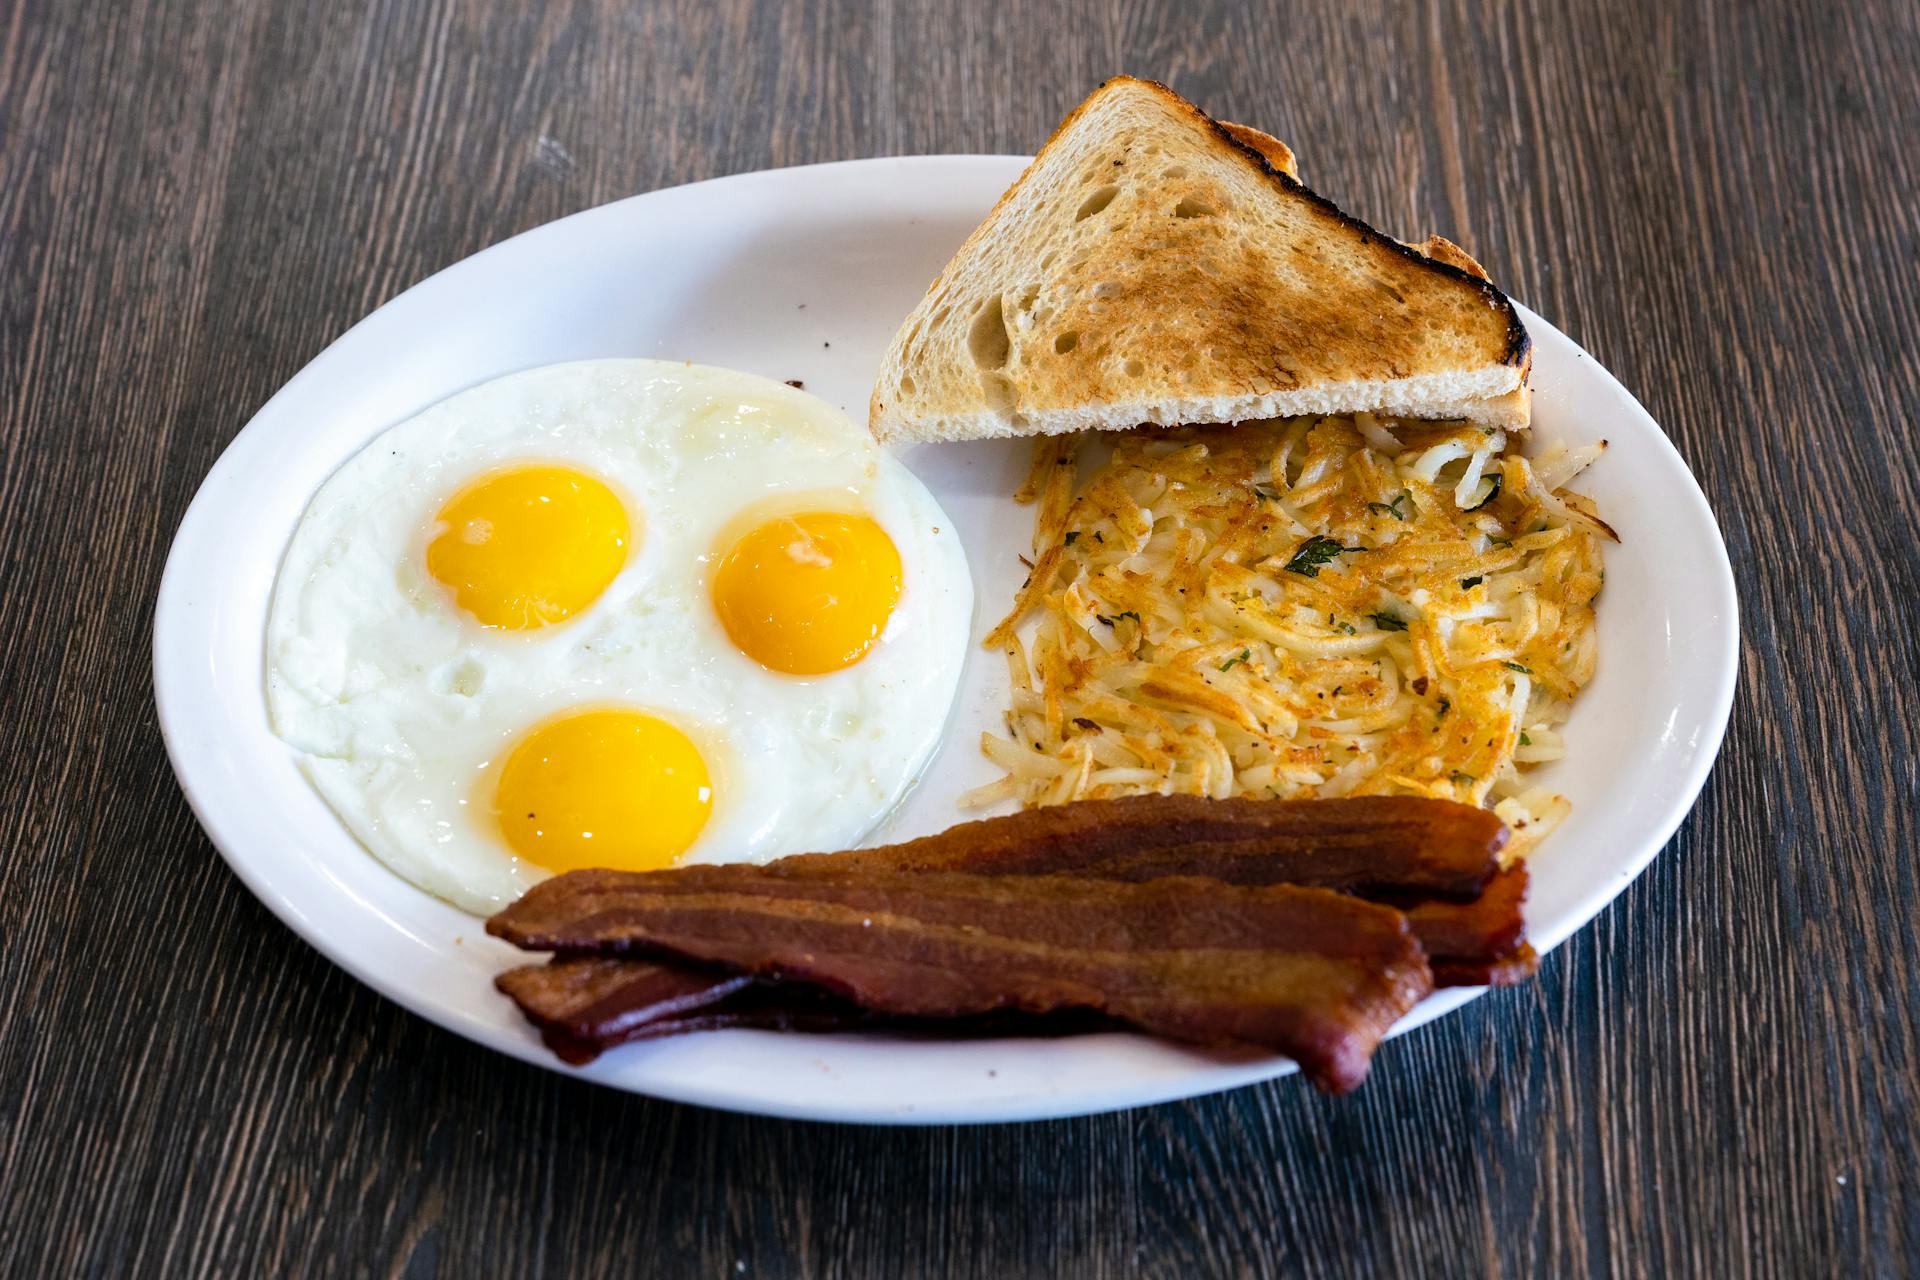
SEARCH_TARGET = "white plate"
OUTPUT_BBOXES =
[154,157,1738,1125]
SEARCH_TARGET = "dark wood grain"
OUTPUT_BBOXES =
[3,0,1916,1274]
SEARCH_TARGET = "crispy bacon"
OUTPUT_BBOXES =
[1405,866,1538,986]
[1432,943,1539,989]
[497,960,1122,1064]
[502,865,1531,1049]
[490,795,1531,1089]
[498,871,1533,1067]
[770,793,1507,902]
[490,868,1432,1092]
[495,960,876,1064]
[495,958,756,1062]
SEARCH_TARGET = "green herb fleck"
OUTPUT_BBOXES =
[1218,648,1251,673]
[1095,610,1141,627]
[1328,614,1356,635]
[1519,732,1532,746]
[1367,491,1415,521]
[1437,697,1452,719]
[1460,575,1483,590]
[1064,531,1080,546]
[1503,661,1533,673]
[1367,610,1409,632]
[1284,535,1353,577]
[1465,473,1503,511]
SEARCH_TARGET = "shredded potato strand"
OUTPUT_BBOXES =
[977,416,1610,858]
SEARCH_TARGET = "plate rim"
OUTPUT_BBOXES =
[153,155,1739,1125]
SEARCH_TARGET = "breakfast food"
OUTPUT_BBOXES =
[496,961,902,1059]
[870,76,1531,446]
[492,865,1431,1094]
[1409,869,1535,987]
[487,794,1535,1088]
[450,81,1595,1095]
[970,417,1609,852]
[267,360,971,914]
[568,791,1515,897]
[863,77,1608,855]
[501,868,1530,1062]
[495,960,1126,1064]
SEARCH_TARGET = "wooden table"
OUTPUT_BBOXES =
[5,0,1916,1273]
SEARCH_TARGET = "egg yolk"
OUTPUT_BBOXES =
[711,511,903,675]
[495,708,712,873]
[427,464,630,629]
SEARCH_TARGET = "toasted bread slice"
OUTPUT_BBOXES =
[1179,141,1529,428]
[871,77,1531,444]
[1220,132,1528,426]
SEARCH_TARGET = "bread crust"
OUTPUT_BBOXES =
[1216,122,1298,178]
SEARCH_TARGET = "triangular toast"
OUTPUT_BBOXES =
[871,77,1530,444]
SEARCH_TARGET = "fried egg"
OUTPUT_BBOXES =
[266,359,972,915]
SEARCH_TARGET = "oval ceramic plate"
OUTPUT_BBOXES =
[154,157,1738,1124]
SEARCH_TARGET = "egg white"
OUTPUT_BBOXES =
[266,359,973,915]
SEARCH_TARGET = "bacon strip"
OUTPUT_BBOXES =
[495,960,875,1064]
[1433,943,1539,989]
[491,795,1529,1085]
[499,870,1534,1066]
[502,864,1533,1052]
[490,868,1432,1093]
[497,961,1121,1064]
[770,793,1507,901]
[1406,866,1538,986]
[494,958,756,1061]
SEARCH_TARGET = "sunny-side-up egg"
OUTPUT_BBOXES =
[266,359,973,915]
